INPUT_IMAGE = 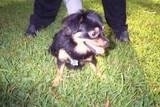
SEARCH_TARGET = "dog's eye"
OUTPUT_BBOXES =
[88,31,98,39]
[92,32,96,36]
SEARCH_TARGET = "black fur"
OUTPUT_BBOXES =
[49,28,94,69]
[49,10,108,69]
[62,10,103,33]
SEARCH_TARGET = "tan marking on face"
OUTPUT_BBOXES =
[94,27,100,32]
[72,30,107,54]
[94,38,107,46]
[84,38,106,54]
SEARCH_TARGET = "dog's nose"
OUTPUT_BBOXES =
[98,38,109,48]
[100,34,110,48]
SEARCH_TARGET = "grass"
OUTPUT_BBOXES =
[0,0,160,107]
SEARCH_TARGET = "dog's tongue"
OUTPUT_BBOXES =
[84,42,105,54]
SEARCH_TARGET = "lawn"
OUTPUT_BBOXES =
[0,0,160,107]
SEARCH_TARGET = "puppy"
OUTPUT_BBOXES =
[49,10,109,87]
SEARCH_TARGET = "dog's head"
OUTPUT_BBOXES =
[72,28,109,55]
[62,10,109,55]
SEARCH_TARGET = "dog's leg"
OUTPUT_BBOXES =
[89,57,99,74]
[89,57,105,79]
[52,60,65,87]
[52,49,72,87]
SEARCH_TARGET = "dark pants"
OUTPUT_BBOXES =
[29,0,62,29]
[102,0,127,32]
[29,0,127,32]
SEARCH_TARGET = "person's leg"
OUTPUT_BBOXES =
[63,0,83,15]
[102,0,129,42]
[26,0,62,36]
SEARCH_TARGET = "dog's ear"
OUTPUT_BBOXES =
[62,10,84,34]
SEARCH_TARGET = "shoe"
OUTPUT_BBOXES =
[115,30,130,42]
[25,24,38,37]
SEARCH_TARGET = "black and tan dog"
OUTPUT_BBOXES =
[49,10,109,87]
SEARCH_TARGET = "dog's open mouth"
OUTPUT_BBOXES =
[84,41,105,54]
